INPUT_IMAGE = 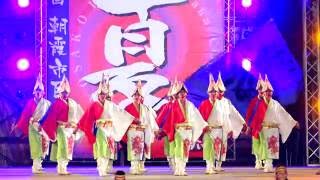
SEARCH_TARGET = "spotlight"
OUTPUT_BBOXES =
[242,0,252,8]
[18,0,30,8]
[242,58,251,72]
[316,99,320,113]
[315,31,320,46]
[17,58,30,71]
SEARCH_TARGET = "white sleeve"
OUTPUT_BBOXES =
[274,100,297,143]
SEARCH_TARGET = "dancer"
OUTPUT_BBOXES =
[245,73,268,170]
[214,72,247,171]
[198,74,220,174]
[258,75,299,173]
[162,80,207,176]
[14,74,51,174]
[78,75,134,176]
[124,80,159,175]
[41,76,83,175]
[156,79,178,172]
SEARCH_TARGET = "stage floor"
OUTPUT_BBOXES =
[0,166,319,179]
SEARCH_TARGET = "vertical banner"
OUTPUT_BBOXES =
[47,0,69,101]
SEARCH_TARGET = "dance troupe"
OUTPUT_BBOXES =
[14,72,299,176]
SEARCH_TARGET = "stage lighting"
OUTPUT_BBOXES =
[315,99,320,113]
[316,31,320,46]
[242,58,251,72]
[18,0,30,8]
[17,58,30,71]
[242,0,252,8]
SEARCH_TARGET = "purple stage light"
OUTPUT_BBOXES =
[242,0,252,8]
[17,58,30,71]
[242,58,251,72]
[18,0,30,8]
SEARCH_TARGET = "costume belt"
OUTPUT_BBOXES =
[176,123,192,130]
[262,123,279,129]
[96,119,112,128]
[129,124,145,131]
[57,120,76,128]
[207,125,223,130]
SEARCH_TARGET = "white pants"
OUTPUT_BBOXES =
[32,158,42,173]
[57,159,69,174]
[97,157,112,176]
[130,160,145,174]
[174,158,187,176]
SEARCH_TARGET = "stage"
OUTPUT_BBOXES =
[0,166,319,179]
[0,1,320,179]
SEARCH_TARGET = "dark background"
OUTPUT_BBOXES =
[0,0,305,166]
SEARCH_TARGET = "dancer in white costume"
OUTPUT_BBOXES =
[198,74,220,174]
[78,75,134,176]
[259,75,299,173]
[162,80,207,176]
[42,76,84,175]
[214,73,247,172]
[14,74,51,174]
[124,80,159,175]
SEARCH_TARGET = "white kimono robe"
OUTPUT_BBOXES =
[101,100,135,142]
[175,100,208,160]
[139,104,159,159]
[262,99,297,159]
[213,97,245,161]
[219,97,246,139]
[184,100,208,143]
